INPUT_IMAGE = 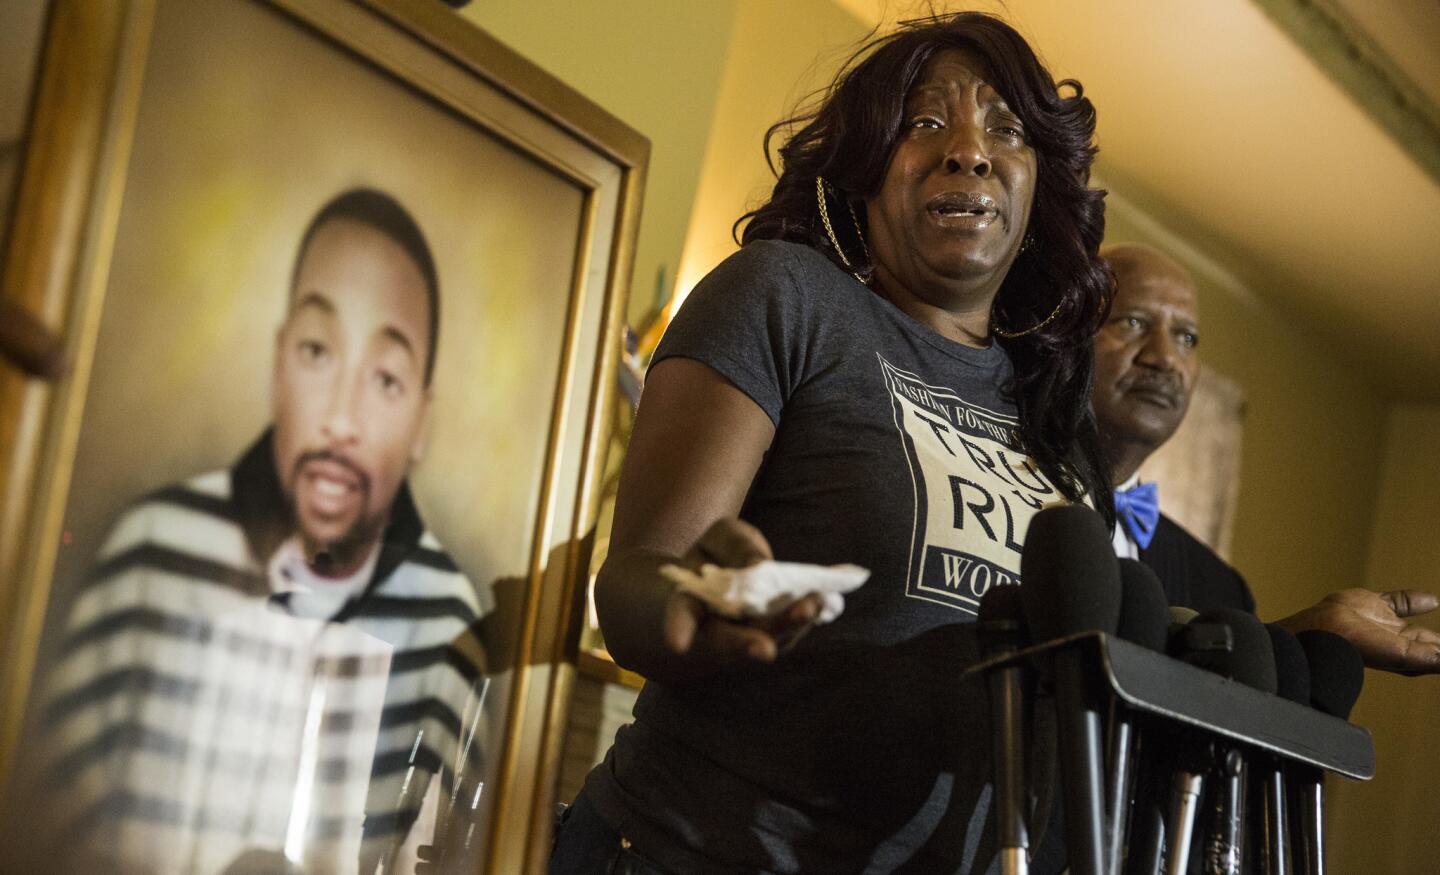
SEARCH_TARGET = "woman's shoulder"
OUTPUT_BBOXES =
[700,238,857,305]
[733,237,831,268]
[660,239,869,375]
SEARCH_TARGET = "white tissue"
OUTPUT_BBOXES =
[660,560,870,625]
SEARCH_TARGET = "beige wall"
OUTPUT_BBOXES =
[461,1,738,326]
[674,0,868,306]
[1329,405,1440,872]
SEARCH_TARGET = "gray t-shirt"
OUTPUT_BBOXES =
[583,240,1064,874]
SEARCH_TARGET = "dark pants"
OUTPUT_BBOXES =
[549,789,673,875]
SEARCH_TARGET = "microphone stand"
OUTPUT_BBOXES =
[1163,734,1208,875]
[1121,728,1167,875]
[989,661,1029,875]
[1260,756,1290,875]
[1290,766,1325,875]
[983,616,1030,875]
[1202,747,1247,875]
[1055,643,1106,875]
[1105,698,1137,875]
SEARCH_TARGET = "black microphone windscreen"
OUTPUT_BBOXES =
[1020,504,1121,641]
[1189,608,1278,693]
[1296,630,1364,719]
[977,584,1028,654]
[1116,559,1169,652]
[978,582,1025,625]
[1265,624,1311,705]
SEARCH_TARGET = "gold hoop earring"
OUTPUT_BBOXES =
[816,176,873,285]
[992,298,1063,339]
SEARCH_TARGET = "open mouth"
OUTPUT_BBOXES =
[304,459,362,491]
[293,453,369,519]
[310,471,357,498]
[927,192,999,226]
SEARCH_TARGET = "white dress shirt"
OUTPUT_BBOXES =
[1111,473,1141,560]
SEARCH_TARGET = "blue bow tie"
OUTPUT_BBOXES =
[1114,481,1160,550]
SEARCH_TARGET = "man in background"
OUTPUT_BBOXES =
[32,189,491,874]
[1095,242,1440,674]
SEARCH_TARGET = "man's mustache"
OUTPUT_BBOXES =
[1120,371,1184,405]
[291,449,371,494]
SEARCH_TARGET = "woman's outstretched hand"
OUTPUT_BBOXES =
[1275,589,1440,675]
[662,518,824,667]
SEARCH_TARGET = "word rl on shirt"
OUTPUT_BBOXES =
[881,355,1059,615]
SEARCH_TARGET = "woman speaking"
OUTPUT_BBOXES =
[553,12,1113,874]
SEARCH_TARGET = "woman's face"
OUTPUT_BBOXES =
[864,48,1037,302]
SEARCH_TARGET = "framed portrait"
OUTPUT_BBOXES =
[0,1,646,872]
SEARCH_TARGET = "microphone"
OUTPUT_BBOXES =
[1115,560,1170,651]
[1021,505,1122,875]
[1201,609,1275,875]
[979,584,1032,875]
[1268,625,1312,706]
[1184,608,1278,693]
[1290,631,1364,875]
[1165,606,1215,662]
[1108,560,1169,875]
[1256,624,1310,875]
[1167,606,1199,626]
[1150,606,1218,875]
[1297,631,1363,721]
[1164,608,1275,875]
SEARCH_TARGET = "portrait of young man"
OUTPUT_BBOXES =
[28,189,491,875]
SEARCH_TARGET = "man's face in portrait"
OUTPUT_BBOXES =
[272,218,432,573]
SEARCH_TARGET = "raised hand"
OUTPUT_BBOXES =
[1276,589,1440,675]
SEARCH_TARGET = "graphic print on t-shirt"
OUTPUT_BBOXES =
[880,354,1062,615]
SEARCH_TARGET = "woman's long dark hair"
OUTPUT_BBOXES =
[739,12,1115,523]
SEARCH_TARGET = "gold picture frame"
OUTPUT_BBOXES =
[0,1,646,871]
[573,335,647,694]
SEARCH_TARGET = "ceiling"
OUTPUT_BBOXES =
[1331,0,1440,108]
[835,0,1440,402]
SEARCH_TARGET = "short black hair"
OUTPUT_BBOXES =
[290,188,440,385]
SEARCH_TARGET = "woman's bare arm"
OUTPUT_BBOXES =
[595,357,819,681]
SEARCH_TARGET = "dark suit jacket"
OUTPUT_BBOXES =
[1139,513,1255,613]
